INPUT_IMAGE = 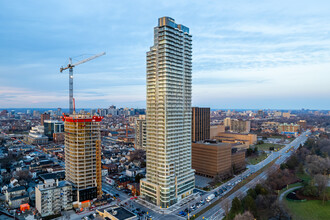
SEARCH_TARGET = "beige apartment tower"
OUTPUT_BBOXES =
[140,17,195,208]
[62,114,103,202]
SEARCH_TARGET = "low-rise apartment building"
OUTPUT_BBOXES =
[278,123,300,136]
[214,132,257,148]
[35,179,72,218]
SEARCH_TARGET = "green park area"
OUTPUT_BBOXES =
[282,172,330,220]
[246,152,268,165]
[254,143,285,151]
[285,196,330,220]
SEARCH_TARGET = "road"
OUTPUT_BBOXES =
[279,186,303,203]
[194,131,310,220]
[101,179,183,220]
[99,131,310,220]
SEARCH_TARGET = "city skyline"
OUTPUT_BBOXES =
[1,0,330,109]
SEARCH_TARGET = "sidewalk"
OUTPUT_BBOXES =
[135,193,200,215]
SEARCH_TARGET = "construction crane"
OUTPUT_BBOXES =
[60,52,106,114]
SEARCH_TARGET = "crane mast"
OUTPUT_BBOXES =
[60,52,105,114]
[69,58,73,114]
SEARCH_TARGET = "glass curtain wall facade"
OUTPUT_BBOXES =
[140,17,195,208]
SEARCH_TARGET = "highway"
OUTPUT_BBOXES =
[194,131,310,220]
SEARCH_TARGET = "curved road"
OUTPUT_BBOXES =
[279,186,303,203]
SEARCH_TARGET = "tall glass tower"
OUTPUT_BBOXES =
[140,17,195,208]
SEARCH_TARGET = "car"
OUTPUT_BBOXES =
[115,193,120,197]
[141,211,146,214]
[88,214,95,219]
[180,211,187,217]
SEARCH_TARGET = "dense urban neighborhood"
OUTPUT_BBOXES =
[0,107,329,219]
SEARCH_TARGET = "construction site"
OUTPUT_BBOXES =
[60,52,106,207]
[62,113,103,206]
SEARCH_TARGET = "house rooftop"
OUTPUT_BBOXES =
[7,186,25,193]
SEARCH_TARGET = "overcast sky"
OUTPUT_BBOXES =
[0,0,329,110]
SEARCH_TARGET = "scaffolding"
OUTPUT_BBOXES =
[96,139,102,198]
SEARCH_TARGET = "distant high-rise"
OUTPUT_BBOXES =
[140,17,195,207]
[230,119,251,133]
[224,118,251,133]
[192,107,210,142]
[41,113,50,126]
[62,113,103,203]
[44,120,64,140]
[57,108,62,116]
[135,118,146,149]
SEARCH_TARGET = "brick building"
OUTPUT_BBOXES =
[215,132,257,148]
[192,141,246,178]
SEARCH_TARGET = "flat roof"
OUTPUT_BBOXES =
[39,171,65,181]
[11,195,29,201]
[98,206,136,220]
[194,141,230,147]
[7,186,25,193]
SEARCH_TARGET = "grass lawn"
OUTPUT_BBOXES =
[247,152,268,165]
[285,199,330,220]
[296,172,312,183]
[253,143,285,151]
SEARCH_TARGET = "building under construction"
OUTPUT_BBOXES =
[62,113,103,204]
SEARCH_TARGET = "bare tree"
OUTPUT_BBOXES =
[234,211,254,220]
[306,155,330,176]
[15,170,32,181]
[129,149,146,162]
[256,194,276,210]
[271,200,290,220]
[223,199,231,219]
[314,174,328,204]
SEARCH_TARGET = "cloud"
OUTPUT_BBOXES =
[0,0,329,109]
